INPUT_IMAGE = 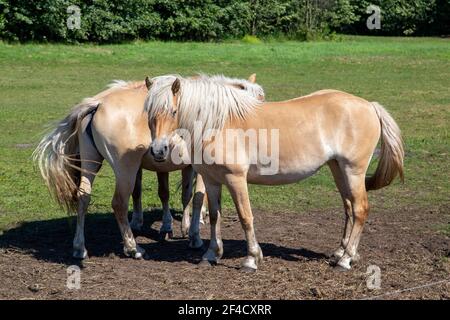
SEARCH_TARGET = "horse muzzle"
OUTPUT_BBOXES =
[150,140,169,162]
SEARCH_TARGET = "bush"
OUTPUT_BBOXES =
[342,0,445,36]
[242,34,261,44]
[0,0,447,43]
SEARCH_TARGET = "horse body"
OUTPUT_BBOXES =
[35,80,197,259]
[35,75,264,259]
[231,92,380,185]
[146,76,404,272]
[93,82,197,244]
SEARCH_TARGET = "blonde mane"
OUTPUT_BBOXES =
[89,80,146,101]
[197,74,265,100]
[145,75,263,145]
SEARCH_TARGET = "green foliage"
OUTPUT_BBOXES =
[0,0,448,43]
[344,0,448,36]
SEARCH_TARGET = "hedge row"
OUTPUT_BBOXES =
[0,0,448,43]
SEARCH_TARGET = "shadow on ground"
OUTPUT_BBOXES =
[0,209,327,267]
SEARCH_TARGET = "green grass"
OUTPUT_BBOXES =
[0,36,449,231]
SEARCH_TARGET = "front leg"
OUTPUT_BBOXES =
[130,168,144,230]
[180,166,194,238]
[157,172,173,240]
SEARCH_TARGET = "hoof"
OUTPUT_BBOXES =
[335,256,352,271]
[73,248,88,260]
[331,248,345,262]
[240,256,258,272]
[240,265,257,273]
[159,230,173,241]
[124,246,145,259]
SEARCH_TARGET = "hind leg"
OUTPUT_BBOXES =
[73,117,103,259]
[181,166,194,238]
[328,160,355,263]
[130,168,144,230]
[112,157,145,259]
[336,169,370,271]
[157,172,173,240]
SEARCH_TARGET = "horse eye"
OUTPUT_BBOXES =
[172,110,177,117]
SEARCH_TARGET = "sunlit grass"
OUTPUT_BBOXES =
[0,36,449,230]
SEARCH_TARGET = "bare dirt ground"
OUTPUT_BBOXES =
[0,204,449,300]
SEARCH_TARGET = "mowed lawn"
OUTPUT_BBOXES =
[0,36,449,232]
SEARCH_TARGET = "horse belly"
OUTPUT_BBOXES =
[246,161,322,185]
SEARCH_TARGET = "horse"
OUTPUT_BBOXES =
[34,74,265,259]
[144,75,404,271]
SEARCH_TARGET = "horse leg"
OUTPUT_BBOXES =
[328,160,355,262]
[196,174,208,224]
[181,166,194,238]
[189,172,204,249]
[200,182,223,265]
[157,172,173,240]
[111,158,145,259]
[130,167,143,230]
[226,175,263,272]
[336,170,369,271]
[73,118,103,259]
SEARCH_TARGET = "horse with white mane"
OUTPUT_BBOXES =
[145,75,404,271]
[34,74,264,259]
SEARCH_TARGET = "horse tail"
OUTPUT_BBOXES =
[33,98,100,213]
[365,102,405,191]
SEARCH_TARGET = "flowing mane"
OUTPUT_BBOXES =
[145,75,263,143]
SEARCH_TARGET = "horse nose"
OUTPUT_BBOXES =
[151,141,169,161]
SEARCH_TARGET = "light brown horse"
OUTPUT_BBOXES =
[34,74,264,259]
[145,75,404,271]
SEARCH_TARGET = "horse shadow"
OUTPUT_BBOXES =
[0,210,328,267]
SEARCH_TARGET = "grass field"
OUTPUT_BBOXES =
[0,36,449,232]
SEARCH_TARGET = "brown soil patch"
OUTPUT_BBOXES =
[0,206,448,300]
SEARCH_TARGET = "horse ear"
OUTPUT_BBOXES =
[248,73,256,83]
[145,76,153,90]
[172,78,181,95]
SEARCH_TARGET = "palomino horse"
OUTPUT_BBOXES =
[34,74,264,259]
[145,75,404,271]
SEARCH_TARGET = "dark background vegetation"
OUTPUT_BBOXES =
[0,0,449,43]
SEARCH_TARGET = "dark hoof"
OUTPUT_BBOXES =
[73,249,88,260]
[159,231,173,242]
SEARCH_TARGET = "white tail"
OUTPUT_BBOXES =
[366,102,405,191]
[33,99,99,212]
